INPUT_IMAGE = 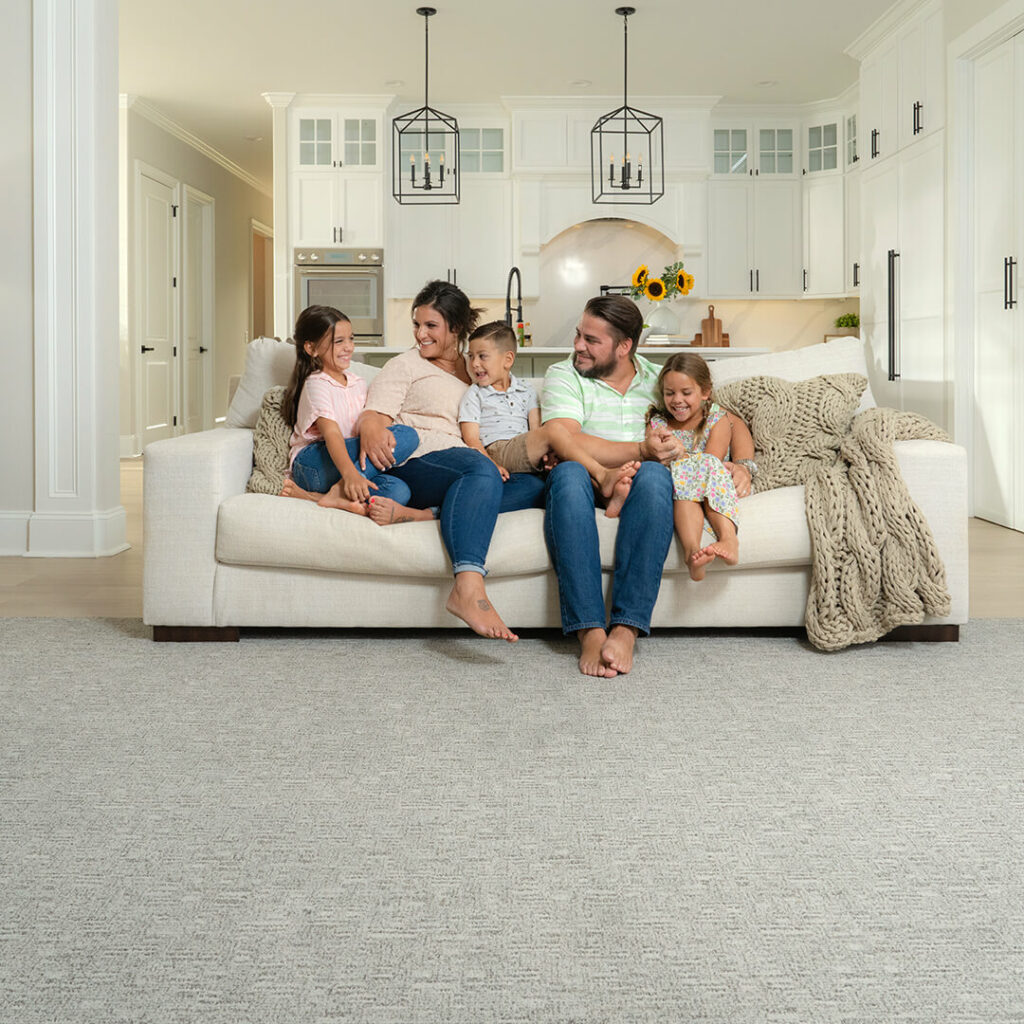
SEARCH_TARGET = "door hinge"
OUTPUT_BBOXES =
[173,346,177,357]
[172,205,178,217]
[172,276,177,287]
[173,415,178,426]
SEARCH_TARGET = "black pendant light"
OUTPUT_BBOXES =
[591,6,664,205]
[392,7,460,205]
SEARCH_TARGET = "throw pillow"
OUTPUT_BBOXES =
[246,386,291,495]
[226,337,296,428]
[714,373,868,492]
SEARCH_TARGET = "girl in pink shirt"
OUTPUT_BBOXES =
[279,305,419,515]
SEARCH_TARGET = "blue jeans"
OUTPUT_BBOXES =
[543,460,674,636]
[291,425,419,505]
[385,447,545,576]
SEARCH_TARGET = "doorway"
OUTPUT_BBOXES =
[251,220,274,340]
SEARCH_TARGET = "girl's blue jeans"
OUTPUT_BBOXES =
[290,425,419,505]
[384,447,545,576]
[543,459,674,636]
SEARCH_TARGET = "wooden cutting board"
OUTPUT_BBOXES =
[695,304,729,347]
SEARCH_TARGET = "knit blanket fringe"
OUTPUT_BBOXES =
[803,407,952,651]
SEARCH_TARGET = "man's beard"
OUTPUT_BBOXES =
[573,351,617,379]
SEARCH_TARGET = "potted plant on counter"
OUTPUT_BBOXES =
[826,312,860,341]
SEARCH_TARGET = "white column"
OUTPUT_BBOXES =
[30,0,126,556]
[263,92,295,340]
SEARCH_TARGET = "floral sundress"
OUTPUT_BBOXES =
[650,403,739,527]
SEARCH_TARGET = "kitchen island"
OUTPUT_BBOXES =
[355,343,770,376]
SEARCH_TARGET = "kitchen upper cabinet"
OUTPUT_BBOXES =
[859,0,943,164]
[712,121,799,178]
[802,175,845,296]
[291,172,382,248]
[859,131,945,426]
[802,118,841,176]
[845,165,861,293]
[294,109,381,171]
[388,178,512,299]
[707,178,802,297]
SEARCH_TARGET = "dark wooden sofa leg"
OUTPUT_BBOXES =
[881,624,959,643]
[153,626,240,642]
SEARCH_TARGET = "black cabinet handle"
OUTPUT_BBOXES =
[887,249,900,381]
[749,269,754,293]
[913,101,923,135]
[871,128,879,159]
[803,268,808,292]
[756,269,760,292]
[140,345,155,353]
[1007,257,1018,309]
[853,262,860,287]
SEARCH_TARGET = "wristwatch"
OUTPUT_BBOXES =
[734,458,759,479]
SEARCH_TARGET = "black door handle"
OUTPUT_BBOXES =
[199,346,208,353]
[140,345,155,353]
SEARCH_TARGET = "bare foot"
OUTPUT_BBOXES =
[445,573,518,642]
[688,546,712,581]
[705,536,739,566]
[603,464,639,519]
[316,482,369,516]
[280,479,324,502]
[366,496,434,526]
[598,460,640,499]
[601,624,637,674]
[578,628,617,677]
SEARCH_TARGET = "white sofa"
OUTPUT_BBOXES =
[143,337,968,642]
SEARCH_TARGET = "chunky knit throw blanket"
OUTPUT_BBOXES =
[715,374,952,651]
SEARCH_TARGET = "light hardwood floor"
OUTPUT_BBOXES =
[0,458,1022,618]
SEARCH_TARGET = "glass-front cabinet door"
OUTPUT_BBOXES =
[295,112,381,170]
[298,116,334,169]
[713,128,748,174]
[846,114,859,167]
[758,127,794,174]
[712,123,797,176]
[806,120,840,174]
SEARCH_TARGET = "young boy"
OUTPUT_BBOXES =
[458,322,638,517]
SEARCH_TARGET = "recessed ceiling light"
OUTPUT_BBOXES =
[385,79,405,88]
[570,79,592,88]
[244,134,264,142]
[757,80,778,88]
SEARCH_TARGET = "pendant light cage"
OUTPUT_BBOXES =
[392,7,460,205]
[591,7,664,205]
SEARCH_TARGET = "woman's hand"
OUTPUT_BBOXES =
[358,413,398,472]
[725,461,752,498]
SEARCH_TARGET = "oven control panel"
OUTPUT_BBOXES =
[294,248,383,266]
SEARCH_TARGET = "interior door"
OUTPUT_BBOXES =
[182,189,214,435]
[137,168,177,448]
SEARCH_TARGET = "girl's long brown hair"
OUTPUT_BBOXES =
[280,305,349,428]
[647,352,715,448]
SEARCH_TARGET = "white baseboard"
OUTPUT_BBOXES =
[26,507,130,557]
[0,512,30,555]
[120,434,141,458]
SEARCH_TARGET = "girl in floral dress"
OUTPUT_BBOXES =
[646,353,739,581]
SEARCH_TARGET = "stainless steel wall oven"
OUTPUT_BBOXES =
[293,248,384,345]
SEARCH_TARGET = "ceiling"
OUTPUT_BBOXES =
[118,0,897,192]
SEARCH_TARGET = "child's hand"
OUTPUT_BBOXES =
[342,467,374,504]
[495,463,510,482]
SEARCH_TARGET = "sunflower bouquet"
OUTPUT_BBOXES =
[630,261,695,301]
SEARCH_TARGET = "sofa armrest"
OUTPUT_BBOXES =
[143,428,254,626]
[893,439,969,623]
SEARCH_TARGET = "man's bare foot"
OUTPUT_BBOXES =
[603,464,639,519]
[280,479,324,502]
[578,628,617,677]
[598,460,640,499]
[316,482,369,515]
[445,573,518,642]
[601,624,637,674]
[366,496,434,526]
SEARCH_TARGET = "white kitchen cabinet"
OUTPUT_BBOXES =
[707,178,802,297]
[972,31,1024,531]
[803,118,842,176]
[860,0,943,164]
[293,109,381,171]
[388,177,512,299]
[291,171,383,248]
[802,175,845,296]
[845,164,861,293]
[859,131,945,426]
[712,121,799,178]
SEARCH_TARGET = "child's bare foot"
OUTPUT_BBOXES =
[598,460,640,499]
[366,496,434,526]
[601,624,637,674]
[686,546,709,581]
[578,628,617,677]
[699,537,739,566]
[445,573,518,642]
[316,482,368,515]
[280,479,324,502]
[603,464,638,519]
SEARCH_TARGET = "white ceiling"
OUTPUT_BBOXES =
[118,0,897,191]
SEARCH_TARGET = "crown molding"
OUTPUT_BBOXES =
[844,0,937,61]
[262,91,296,109]
[126,96,271,197]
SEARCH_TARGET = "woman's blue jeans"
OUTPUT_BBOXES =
[543,459,674,636]
[291,425,419,505]
[384,447,545,576]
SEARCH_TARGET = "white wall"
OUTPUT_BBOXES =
[123,110,273,442]
[0,0,35,543]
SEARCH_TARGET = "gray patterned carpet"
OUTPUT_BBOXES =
[2,617,1023,1024]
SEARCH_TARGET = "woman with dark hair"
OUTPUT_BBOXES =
[357,280,545,641]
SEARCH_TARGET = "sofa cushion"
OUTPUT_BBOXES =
[715,373,868,492]
[709,336,875,411]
